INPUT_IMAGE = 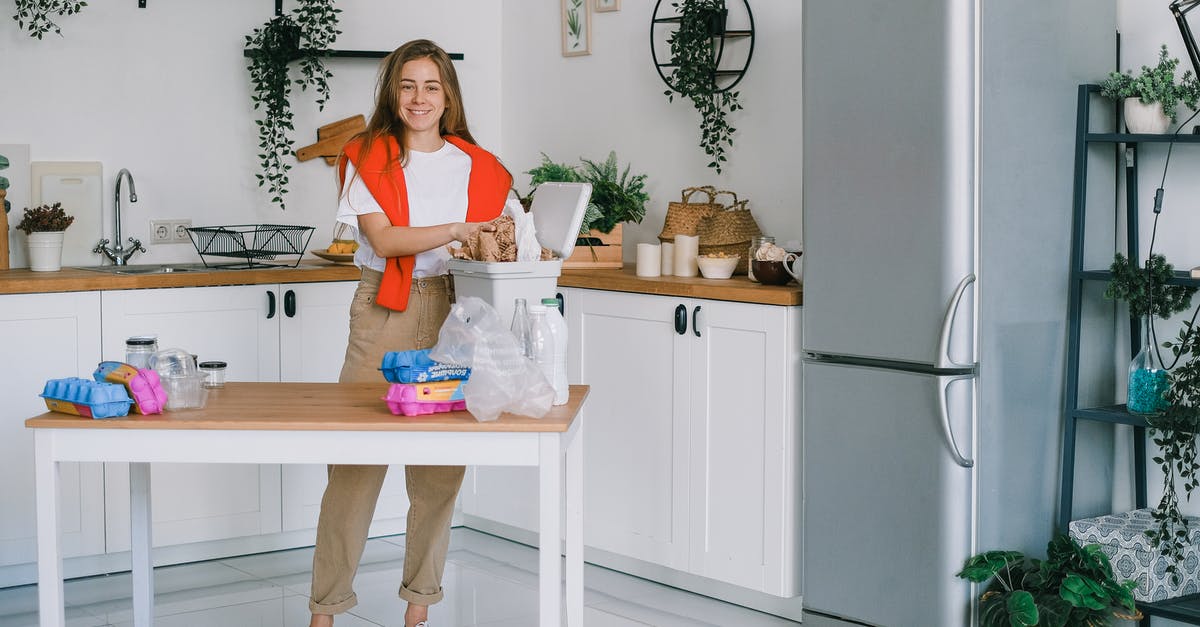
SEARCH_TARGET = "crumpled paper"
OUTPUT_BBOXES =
[450,199,555,262]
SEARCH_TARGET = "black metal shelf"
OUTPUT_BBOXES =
[1087,132,1200,143]
[1071,405,1151,427]
[1142,593,1200,621]
[243,49,463,60]
[1077,268,1200,286]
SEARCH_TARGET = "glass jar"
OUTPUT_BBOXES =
[198,361,227,388]
[1128,316,1170,415]
[125,336,159,370]
[748,236,775,282]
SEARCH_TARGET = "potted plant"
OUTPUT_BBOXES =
[12,0,87,39]
[16,202,74,272]
[957,534,1141,626]
[664,0,743,173]
[1100,44,1200,134]
[244,0,341,210]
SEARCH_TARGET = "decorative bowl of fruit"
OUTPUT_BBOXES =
[311,224,358,264]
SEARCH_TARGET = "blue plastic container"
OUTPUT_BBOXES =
[40,377,133,419]
[380,349,470,383]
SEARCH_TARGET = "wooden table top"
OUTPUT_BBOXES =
[26,382,588,433]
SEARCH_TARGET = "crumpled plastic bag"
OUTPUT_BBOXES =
[506,198,543,262]
[429,296,554,422]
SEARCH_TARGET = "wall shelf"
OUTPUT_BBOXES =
[242,49,463,60]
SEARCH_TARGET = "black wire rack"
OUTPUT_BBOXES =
[186,224,315,269]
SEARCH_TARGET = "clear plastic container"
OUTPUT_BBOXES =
[198,361,227,389]
[529,305,556,393]
[125,336,159,369]
[541,297,569,405]
[162,374,207,410]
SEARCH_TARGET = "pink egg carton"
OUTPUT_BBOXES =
[93,361,168,415]
[383,381,467,416]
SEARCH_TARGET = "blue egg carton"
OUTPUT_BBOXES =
[40,377,134,419]
[380,349,470,383]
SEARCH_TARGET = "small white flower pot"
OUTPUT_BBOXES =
[1124,98,1172,134]
[27,231,65,272]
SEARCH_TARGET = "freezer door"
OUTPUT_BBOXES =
[802,0,974,365]
[803,361,974,626]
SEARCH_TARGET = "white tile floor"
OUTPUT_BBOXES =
[0,528,858,627]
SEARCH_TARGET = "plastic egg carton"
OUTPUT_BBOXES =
[380,349,471,384]
[40,377,133,419]
[93,361,168,415]
[383,380,467,416]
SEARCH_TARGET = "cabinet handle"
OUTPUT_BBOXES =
[266,291,276,319]
[674,304,687,335]
[692,306,702,337]
[284,289,296,318]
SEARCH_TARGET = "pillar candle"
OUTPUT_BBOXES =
[636,243,661,277]
[660,242,675,275]
[673,235,699,277]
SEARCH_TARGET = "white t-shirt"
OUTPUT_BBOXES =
[335,141,472,276]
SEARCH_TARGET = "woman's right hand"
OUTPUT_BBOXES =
[450,220,497,243]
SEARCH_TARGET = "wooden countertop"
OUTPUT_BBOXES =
[0,262,362,295]
[27,382,588,433]
[559,263,802,306]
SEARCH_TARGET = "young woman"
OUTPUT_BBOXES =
[309,39,511,627]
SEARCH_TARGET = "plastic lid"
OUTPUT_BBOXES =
[542,298,561,306]
[529,182,593,259]
[126,336,158,346]
[198,361,227,369]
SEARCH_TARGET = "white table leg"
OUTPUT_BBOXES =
[34,432,65,627]
[539,434,563,627]
[130,462,154,627]
[565,422,583,626]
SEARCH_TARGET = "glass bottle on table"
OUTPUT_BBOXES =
[511,297,532,358]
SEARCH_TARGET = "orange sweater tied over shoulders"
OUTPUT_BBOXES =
[338,134,512,311]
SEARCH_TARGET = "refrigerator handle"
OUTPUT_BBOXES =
[938,374,975,468]
[935,273,976,370]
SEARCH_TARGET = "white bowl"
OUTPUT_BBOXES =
[697,255,738,279]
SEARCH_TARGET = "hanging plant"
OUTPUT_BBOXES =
[12,0,86,39]
[244,0,341,210]
[664,0,743,174]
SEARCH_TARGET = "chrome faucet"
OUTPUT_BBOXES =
[93,168,145,265]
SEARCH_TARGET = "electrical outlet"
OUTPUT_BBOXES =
[172,219,192,243]
[150,220,173,244]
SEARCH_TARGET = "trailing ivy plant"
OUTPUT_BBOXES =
[664,0,743,173]
[12,0,86,39]
[245,0,341,210]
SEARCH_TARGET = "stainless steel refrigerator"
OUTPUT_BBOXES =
[801,0,1114,625]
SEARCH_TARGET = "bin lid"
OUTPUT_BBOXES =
[530,182,592,259]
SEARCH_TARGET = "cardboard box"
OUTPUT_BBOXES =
[1068,508,1200,602]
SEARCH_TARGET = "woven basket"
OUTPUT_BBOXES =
[697,197,761,275]
[658,186,720,243]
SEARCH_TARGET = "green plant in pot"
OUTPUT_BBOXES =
[245,0,341,210]
[16,202,74,272]
[523,152,649,236]
[957,534,1140,626]
[664,0,743,173]
[12,0,87,39]
[1100,45,1200,134]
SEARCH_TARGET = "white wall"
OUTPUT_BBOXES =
[0,0,501,266]
[500,1,804,256]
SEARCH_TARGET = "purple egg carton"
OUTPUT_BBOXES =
[40,377,133,419]
[382,381,467,416]
[93,361,168,415]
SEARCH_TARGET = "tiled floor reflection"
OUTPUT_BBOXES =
[0,528,858,626]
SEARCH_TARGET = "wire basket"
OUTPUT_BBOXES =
[187,224,315,268]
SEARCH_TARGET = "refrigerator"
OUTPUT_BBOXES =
[801,0,1114,625]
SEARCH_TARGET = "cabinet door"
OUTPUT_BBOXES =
[101,286,283,549]
[574,289,691,570]
[0,292,105,574]
[279,280,410,533]
[687,300,801,596]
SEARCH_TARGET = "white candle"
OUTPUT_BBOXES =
[660,242,675,275]
[673,234,699,277]
[636,243,661,277]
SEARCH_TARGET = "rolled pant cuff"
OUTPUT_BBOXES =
[309,593,358,615]
[399,585,444,605]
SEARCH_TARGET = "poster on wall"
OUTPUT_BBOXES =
[562,0,591,57]
[0,144,31,269]
[595,0,620,12]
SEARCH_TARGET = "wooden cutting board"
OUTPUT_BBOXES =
[296,115,366,165]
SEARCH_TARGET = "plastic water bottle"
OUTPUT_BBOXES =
[529,305,557,396]
[541,297,569,405]
[511,298,532,358]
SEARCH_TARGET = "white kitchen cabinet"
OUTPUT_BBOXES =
[0,292,106,570]
[461,286,802,596]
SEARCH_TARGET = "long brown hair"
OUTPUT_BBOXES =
[351,39,475,172]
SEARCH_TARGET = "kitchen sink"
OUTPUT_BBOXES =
[72,263,287,275]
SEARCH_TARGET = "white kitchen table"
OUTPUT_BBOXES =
[26,382,587,627]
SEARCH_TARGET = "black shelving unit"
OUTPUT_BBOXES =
[1060,83,1200,624]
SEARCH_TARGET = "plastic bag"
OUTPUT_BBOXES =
[505,198,543,262]
[430,296,554,422]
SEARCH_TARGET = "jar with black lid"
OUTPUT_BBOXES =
[125,336,158,369]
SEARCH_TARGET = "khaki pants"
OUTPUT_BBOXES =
[309,269,464,614]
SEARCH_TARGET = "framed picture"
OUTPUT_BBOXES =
[562,0,591,57]
[595,0,620,12]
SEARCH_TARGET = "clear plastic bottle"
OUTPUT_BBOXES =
[511,297,533,358]
[529,305,556,394]
[541,297,569,405]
